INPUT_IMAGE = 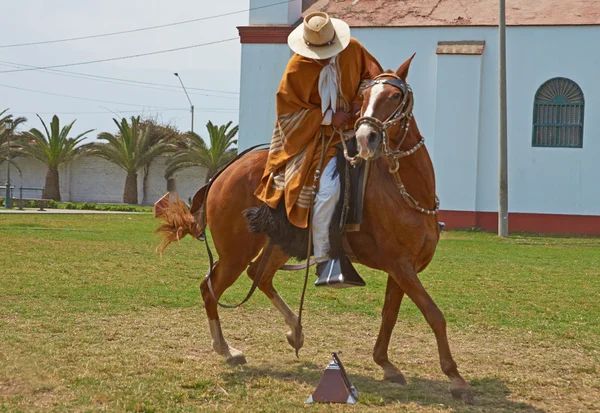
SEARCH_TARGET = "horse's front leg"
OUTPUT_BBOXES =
[373,275,407,384]
[389,263,471,401]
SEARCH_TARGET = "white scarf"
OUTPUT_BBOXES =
[317,55,338,115]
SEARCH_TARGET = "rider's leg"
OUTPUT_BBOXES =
[312,155,366,288]
[312,156,340,263]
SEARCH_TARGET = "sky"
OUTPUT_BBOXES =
[0,0,249,142]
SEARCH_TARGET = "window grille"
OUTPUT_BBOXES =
[532,77,584,148]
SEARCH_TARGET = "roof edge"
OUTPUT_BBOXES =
[238,24,600,45]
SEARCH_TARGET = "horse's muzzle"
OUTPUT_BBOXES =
[355,125,381,160]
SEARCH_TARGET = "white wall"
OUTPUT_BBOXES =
[238,24,600,217]
[507,27,600,216]
[249,0,302,25]
[0,156,206,206]
[433,53,483,212]
[238,43,291,150]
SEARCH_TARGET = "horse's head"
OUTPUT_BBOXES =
[355,54,416,160]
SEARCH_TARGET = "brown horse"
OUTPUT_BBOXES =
[155,56,471,401]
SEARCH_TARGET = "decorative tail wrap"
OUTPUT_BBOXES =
[153,143,270,255]
[153,193,204,255]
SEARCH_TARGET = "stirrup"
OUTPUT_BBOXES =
[315,256,366,289]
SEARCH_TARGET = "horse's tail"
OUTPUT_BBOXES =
[153,193,204,254]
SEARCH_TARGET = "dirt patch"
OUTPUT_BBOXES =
[1,306,598,412]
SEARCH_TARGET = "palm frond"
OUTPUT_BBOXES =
[19,115,91,169]
[163,121,238,179]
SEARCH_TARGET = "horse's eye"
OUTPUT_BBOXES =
[390,93,402,100]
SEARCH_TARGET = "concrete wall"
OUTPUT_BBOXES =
[433,53,483,213]
[238,24,600,217]
[0,156,206,206]
[238,43,292,150]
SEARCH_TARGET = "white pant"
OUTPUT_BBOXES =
[312,157,340,262]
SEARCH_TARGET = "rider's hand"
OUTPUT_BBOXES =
[331,111,351,129]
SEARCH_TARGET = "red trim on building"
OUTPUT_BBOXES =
[438,210,600,235]
[238,26,294,44]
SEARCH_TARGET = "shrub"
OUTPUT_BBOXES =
[100,205,137,212]
[44,200,59,209]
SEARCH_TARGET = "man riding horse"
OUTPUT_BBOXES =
[254,12,382,287]
[154,11,470,399]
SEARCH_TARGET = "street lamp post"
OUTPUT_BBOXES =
[174,72,194,133]
[4,119,13,209]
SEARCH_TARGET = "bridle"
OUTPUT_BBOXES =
[352,73,424,171]
[347,73,439,215]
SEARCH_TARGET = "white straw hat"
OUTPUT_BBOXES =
[287,12,351,60]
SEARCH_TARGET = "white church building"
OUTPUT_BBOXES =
[237,0,600,235]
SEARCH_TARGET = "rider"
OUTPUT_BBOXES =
[254,12,382,287]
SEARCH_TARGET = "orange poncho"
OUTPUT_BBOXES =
[254,38,382,228]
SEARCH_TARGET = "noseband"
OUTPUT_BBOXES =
[353,73,424,173]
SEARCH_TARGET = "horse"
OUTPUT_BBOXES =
[154,56,471,401]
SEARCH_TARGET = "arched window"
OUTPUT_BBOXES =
[532,77,584,148]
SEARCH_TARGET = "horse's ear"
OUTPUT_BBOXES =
[396,53,416,81]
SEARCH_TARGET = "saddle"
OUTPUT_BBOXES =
[189,139,369,286]
[332,138,370,243]
[243,138,369,287]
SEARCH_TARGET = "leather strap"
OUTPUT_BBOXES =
[364,77,407,95]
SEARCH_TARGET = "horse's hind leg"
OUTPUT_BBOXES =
[389,263,471,401]
[200,245,261,366]
[373,275,407,384]
[246,247,304,351]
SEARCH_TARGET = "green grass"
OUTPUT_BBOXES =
[1,215,598,340]
[0,214,599,412]
[0,198,153,212]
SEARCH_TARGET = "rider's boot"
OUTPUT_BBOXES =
[315,255,366,288]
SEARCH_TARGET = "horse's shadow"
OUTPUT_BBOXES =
[221,362,545,412]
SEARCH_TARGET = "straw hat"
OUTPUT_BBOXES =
[287,12,351,60]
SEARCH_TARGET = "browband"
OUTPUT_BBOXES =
[365,77,407,95]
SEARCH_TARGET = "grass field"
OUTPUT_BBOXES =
[0,213,599,412]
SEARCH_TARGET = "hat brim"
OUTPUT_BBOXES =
[287,18,351,60]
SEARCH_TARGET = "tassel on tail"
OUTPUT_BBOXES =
[153,192,203,255]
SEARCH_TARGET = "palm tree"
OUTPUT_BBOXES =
[21,115,93,201]
[0,109,28,173]
[165,121,238,184]
[89,116,174,204]
[138,118,180,205]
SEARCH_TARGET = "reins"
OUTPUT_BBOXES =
[292,128,334,356]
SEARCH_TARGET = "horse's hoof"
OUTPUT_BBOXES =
[226,349,247,366]
[285,329,304,351]
[450,384,473,403]
[383,370,407,385]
